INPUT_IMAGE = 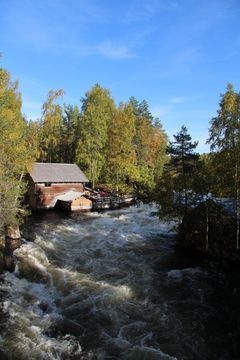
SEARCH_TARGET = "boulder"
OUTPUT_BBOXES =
[2,225,22,272]
[6,225,21,239]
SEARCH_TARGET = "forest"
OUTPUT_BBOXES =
[1,63,240,261]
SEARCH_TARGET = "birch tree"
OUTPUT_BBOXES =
[59,104,81,163]
[0,66,33,234]
[129,97,168,192]
[38,89,64,162]
[76,84,115,187]
[207,83,240,249]
[105,103,139,190]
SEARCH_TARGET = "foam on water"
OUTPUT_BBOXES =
[1,203,237,359]
[0,271,79,360]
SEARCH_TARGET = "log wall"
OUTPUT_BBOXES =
[71,196,92,211]
[28,182,85,209]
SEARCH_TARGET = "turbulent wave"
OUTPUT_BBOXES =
[0,204,238,359]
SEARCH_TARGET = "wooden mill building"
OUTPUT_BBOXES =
[27,163,91,211]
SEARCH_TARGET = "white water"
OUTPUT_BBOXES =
[0,204,238,359]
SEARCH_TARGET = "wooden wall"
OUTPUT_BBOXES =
[56,196,92,212]
[28,182,85,209]
[71,196,92,211]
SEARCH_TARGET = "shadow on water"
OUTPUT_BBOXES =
[0,205,240,360]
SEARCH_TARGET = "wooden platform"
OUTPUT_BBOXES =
[92,195,136,211]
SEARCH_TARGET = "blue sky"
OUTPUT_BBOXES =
[1,0,240,152]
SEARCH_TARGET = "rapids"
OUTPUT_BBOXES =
[0,204,239,359]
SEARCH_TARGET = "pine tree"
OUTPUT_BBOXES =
[162,125,199,216]
[169,125,199,212]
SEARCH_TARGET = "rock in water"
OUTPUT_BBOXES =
[3,225,22,272]
[6,225,21,239]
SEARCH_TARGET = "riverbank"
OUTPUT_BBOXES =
[177,200,240,265]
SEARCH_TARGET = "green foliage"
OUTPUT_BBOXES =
[26,86,167,194]
[200,151,235,197]
[207,83,240,249]
[38,89,64,162]
[152,166,176,218]
[76,84,116,187]
[178,200,236,257]
[156,125,199,217]
[59,104,81,163]
[208,83,240,152]
[129,97,168,193]
[207,84,240,195]
[168,125,198,171]
[105,102,139,190]
[0,66,33,234]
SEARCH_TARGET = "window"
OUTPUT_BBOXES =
[44,182,52,187]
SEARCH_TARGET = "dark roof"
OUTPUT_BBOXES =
[29,163,89,183]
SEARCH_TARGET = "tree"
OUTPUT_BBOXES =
[168,125,199,213]
[38,89,64,162]
[0,66,33,234]
[158,125,199,217]
[191,153,215,198]
[105,102,139,191]
[76,84,115,187]
[129,97,168,193]
[207,83,240,249]
[148,120,168,181]
[59,104,81,163]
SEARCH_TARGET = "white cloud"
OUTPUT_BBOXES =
[150,105,172,118]
[126,0,178,22]
[55,41,135,60]
[169,96,188,104]
[97,41,136,59]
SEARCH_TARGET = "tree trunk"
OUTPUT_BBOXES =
[182,149,188,215]
[205,203,209,252]
[235,164,239,250]
[236,185,239,250]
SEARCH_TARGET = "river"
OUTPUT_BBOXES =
[0,204,239,359]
